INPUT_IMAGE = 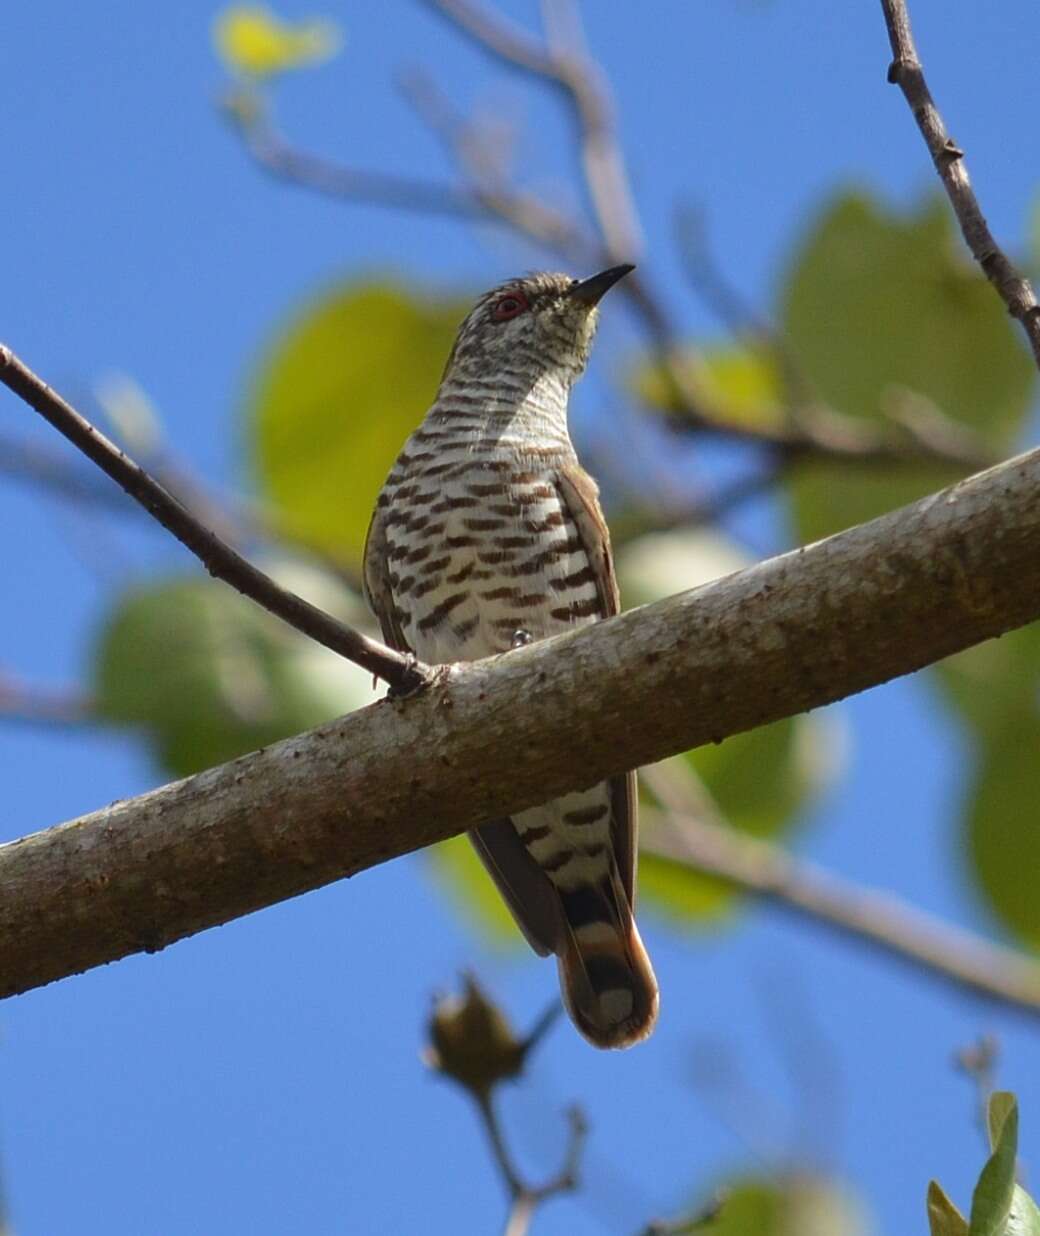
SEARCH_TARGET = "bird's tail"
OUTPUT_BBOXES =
[556,872,658,1050]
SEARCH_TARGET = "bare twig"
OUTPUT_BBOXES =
[396,68,592,260]
[426,979,582,1234]
[879,0,1040,370]
[0,430,135,511]
[475,1097,585,1236]
[954,1033,1000,1148]
[229,103,490,221]
[643,806,1040,1021]
[0,669,93,727]
[421,0,640,257]
[0,345,427,694]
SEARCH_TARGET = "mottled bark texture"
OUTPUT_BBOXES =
[2,446,1040,999]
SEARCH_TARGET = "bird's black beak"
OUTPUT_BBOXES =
[568,263,635,306]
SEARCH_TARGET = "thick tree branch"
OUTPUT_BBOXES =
[0,345,427,695]
[880,0,1040,370]
[2,447,1040,999]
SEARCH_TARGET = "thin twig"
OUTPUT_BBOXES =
[954,1033,1000,1150]
[879,0,1040,370]
[0,345,427,694]
[231,106,490,221]
[643,805,1040,1021]
[0,670,93,728]
[0,430,136,511]
[474,1093,585,1236]
[396,68,591,259]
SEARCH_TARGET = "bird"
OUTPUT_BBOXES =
[363,265,658,1049]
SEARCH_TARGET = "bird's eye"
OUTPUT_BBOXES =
[491,292,529,321]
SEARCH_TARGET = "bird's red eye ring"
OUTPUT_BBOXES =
[491,291,529,321]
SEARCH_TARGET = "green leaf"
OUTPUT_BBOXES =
[934,627,1040,947]
[928,1181,969,1236]
[969,1093,1018,1236]
[93,565,374,777]
[618,528,840,923]
[989,1092,1018,1153]
[964,728,1040,948]
[779,191,1034,543]
[700,1175,869,1236]
[935,625,1040,741]
[250,281,470,569]
[1006,1187,1040,1236]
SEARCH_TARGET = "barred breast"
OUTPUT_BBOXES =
[377,437,615,894]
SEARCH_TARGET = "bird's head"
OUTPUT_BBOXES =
[440,264,634,390]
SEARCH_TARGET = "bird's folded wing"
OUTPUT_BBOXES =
[556,465,638,909]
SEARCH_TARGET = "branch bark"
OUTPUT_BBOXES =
[0,345,426,695]
[2,446,1040,999]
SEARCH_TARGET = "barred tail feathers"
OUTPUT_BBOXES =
[556,874,658,1050]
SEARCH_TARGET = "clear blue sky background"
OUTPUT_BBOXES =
[2,3,1039,1233]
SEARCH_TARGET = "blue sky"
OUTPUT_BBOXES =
[2,2,1040,1233]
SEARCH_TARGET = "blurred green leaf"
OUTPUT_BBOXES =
[93,565,373,777]
[965,731,1040,948]
[630,341,787,433]
[780,191,1034,542]
[928,1181,969,1236]
[699,1175,869,1236]
[250,281,469,568]
[619,528,840,924]
[936,626,1040,741]
[935,628,1040,946]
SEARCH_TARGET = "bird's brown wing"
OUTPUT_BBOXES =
[363,503,564,955]
[557,465,639,909]
[362,506,410,653]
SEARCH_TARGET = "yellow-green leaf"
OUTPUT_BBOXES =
[214,5,341,79]
[928,1181,969,1236]
[700,1175,870,1236]
[630,341,788,434]
[250,281,470,569]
